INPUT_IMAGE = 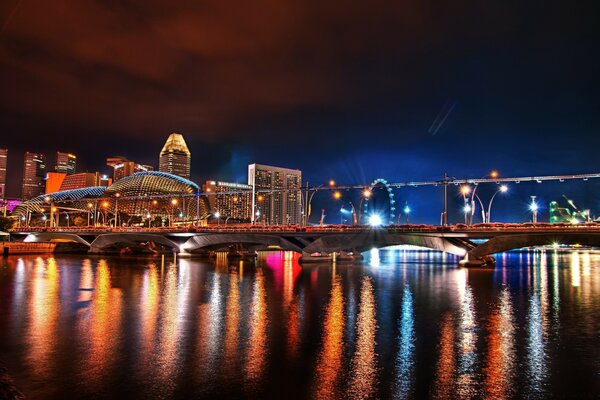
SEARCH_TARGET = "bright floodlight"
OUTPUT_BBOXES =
[404,206,411,214]
[460,185,470,195]
[500,185,508,192]
[214,211,221,218]
[369,214,383,227]
[464,204,472,213]
[530,202,538,211]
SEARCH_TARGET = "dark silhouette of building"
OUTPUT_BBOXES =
[21,151,46,199]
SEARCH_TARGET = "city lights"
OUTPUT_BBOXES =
[368,214,383,227]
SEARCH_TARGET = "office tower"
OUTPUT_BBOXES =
[159,133,191,179]
[248,163,302,225]
[21,152,46,199]
[55,151,77,175]
[0,149,7,198]
[107,156,153,181]
[203,180,253,221]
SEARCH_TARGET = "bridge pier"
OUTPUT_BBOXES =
[459,254,496,268]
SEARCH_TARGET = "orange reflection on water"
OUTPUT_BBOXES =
[245,268,269,387]
[85,260,123,385]
[27,257,60,378]
[483,288,515,400]
[314,271,345,400]
[433,312,455,399]
[221,270,241,379]
[348,276,377,400]
[138,264,159,365]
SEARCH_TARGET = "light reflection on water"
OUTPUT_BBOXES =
[1,249,600,399]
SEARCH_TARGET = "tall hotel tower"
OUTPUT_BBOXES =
[21,152,46,199]
[0,149,7,198]
[159,133,191,179]
[248,163,302,225]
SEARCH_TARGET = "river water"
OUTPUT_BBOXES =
[0,249,599,399]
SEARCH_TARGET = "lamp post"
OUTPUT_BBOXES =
[214,211,221,225]
[87,202,93,226]
[101,201,109,226]
[486,185,508,223]
[114,193,121,228]
[357,189,372,224]
[170,198,178,227]
[469,170,499,224]
[403,205,411,224]
[530,196,538,223]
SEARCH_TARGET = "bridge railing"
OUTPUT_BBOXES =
[9,221,600,235]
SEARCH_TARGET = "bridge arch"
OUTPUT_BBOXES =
[302,232,469,256]
[363,178,396,224]
[23,233,92,247]
[89,233,182,254]
[181,234,304,253]
[468,233,600,258]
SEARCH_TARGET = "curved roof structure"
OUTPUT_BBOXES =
[105,171,199,197]
[13,187,106,215]
[12,172,209,220]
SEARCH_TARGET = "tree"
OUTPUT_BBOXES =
[0,216,15,231]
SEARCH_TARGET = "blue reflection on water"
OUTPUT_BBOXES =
[394,285,415,399]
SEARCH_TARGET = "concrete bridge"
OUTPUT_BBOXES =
[10,224,600,266]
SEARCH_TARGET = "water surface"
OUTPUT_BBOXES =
[0,250,599,399]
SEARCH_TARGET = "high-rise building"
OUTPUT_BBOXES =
[248,163,302,225]
[107,156,153,181]
[22,152,46,199]
[0,149,7,198]
[55,152,77,175]
[203,180,253,222]
[159,133,191,179]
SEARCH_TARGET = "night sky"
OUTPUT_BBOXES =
[1,1,599,223]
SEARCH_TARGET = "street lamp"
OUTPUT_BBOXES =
[170,198,178,227]
[486,185,508,223]
[530,196,538,223]
[114,193,121,228]
[87,202,93,226]
[357,189,371,224]
[214,211,221,225]
[403,205,411,224]
[469,170,500,224]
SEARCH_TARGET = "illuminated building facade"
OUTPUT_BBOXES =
[248,163,302,225]
[45,172,67,194]
[55,152,77,175]
[0,148,7,198]
[21,152,46,199]
[159,133,191,179]
[60,172,111,191]
[203,180,253,221]
[107,156,153,181]
[14,171,211,225]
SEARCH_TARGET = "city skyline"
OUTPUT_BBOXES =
[1,1,599,200]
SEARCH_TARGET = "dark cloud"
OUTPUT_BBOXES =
[1,0,599,221]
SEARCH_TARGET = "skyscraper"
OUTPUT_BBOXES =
[159,133,191,179]
[248,163,302,225]
[22,152,46,199]
[55,151,77,175]
[107,156,153,181]
[0,149,7,198]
